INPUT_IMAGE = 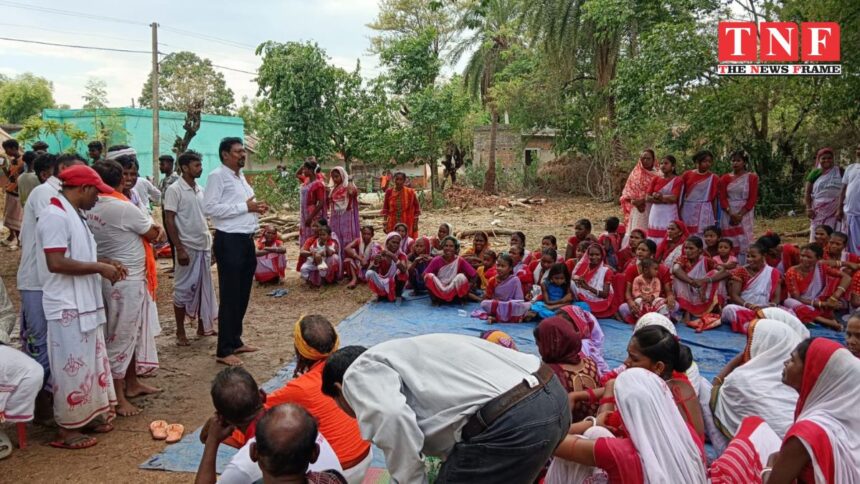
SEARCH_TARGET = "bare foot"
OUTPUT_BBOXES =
[126,381,161,398]
[197,328,217,337]
[115,400,142,417]
[234,345,259,354]
[347,281,357,290]
[216,354,243,366]
[176,334,190,346]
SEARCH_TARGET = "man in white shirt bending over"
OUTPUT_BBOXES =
[838,144,860,255]
[321,334,571,484]
[203,137,267,366]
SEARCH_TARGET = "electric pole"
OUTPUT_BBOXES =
[151,22,160,184]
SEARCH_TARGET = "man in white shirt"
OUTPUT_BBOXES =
[321,334,571,484]
[37,164,123,449]
[203,137,267,366]
[164,150,217,346]
[838,144,860,255]
[194,367,343,484]
[17,152,84,421]
[89,160,166,417]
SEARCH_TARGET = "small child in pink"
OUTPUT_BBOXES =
[632,258,668,315]
[712,238,738,271]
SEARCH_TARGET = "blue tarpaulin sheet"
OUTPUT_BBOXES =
[140,293,844,473]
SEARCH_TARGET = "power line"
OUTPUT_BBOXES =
[0,1,146,27]
[211,64,257,76]
[160,25,257,50]
[0,21,153,46]
[0,36,150,54]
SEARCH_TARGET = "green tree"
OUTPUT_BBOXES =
[235,96,264,135]
[368,0,459,56]
[139,51,235,153]
[0,73,55,124]
[82,78,109,110]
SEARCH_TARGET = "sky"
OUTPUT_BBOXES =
[0,0,389,109]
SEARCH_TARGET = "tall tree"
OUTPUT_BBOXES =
[139,51,235,153]
[368,0,459,56]
[452,0,523,194]
[81,78,109,110]
[0,73,55,124]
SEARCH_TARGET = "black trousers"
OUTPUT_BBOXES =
[213,230,256,357]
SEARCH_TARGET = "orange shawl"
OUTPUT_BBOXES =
[102,191,158,299]
[385,187,418,238]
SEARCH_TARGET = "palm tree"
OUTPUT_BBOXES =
[451,0,523,194]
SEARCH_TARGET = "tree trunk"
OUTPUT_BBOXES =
[430,157,439,198]
[173,99,204,154]
[484,107,498,194]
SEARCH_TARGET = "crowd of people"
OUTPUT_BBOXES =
[1,136,860,483]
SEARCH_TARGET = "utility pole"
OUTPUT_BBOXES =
[151,22,160,185]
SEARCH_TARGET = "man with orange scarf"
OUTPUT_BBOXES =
[381,172,420,239]
[90,159,166,417]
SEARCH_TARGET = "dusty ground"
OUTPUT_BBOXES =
[0,192,808,482]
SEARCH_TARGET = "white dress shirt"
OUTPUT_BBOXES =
[17,176,61,291]
[203,165,258,234]
[342,334,541,484]
[134,177,161,209]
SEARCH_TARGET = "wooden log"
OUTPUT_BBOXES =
[457,228,516,238]
[281,231,300,241]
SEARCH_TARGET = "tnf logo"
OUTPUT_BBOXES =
[718,22,840,62]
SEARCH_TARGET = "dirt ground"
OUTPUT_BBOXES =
[0,193,809,482]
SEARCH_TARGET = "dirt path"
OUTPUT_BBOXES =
[0,194,808,482]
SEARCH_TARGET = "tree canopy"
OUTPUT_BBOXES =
[0,73,55,124]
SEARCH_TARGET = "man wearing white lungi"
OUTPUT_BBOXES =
[89,160,165,417]
[838,145,860,255]
[37,165,122,450]
[163,150,218,346]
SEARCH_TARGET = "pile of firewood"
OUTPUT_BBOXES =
[249,209,386,241]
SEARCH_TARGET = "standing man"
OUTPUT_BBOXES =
[89,160,165,416]
[158,154,180,271]
[37,164,123,450]
[87,140,104,164]
[17,151,39,206]
[1,139,24,248]
[163,150,218,346]
[838,144,860,255]
[18,153,84,422]
[321,334,571,484]
[204,137,267,366]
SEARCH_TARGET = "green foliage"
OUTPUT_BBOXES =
[82,78,109,110]
[250,162,302,210]
[235,96,264,135]
[139,51,235,115]
[0,73,55,124]
[16,117,88,153]
[368,0,458,55]
[379,30,442,95]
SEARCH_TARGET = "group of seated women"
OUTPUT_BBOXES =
[478,309,860,483]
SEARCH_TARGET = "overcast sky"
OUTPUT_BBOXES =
[0,0,388,109]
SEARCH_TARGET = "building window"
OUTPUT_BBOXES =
[524,148,540,166]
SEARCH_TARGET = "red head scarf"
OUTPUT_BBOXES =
[574,242,606,282]
[535,316,583,388]
[795,338,842,420]
[558,305,594,339]
[655,219,689,261]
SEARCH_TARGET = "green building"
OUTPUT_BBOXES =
[41,108,244,182]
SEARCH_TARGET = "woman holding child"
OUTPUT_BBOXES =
[570,244,616,318]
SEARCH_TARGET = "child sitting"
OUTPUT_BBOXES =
[713,238,739,271]
[393,222,414,254]
[702,225,722,258]
[527,263,573,320]
[343,225,380,289]
[564,218,598,260]
[299,225,340,287]
[407,236,433,295]
[463,231,490,269]
[530,235,562,263]
[480,253,531,324]
[598,216,622,270]
[476,250,497,290]
[528,248,558,299]
[631,258,669,316]
[255,224,287,284]
[367,232,409,303]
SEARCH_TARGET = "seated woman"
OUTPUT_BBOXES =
[655,219,689,269]
[721,243,783,334]
[571,244,617,318]
[480,252,531,323]
[564,218,599,261]
[535,316,599,422]
[479,329,518,350]
[422,236,477,304]
[672,236,730,329]
[619,239,677,323]
[546,368,706,484]
[299,225,341,287]
[367,232,409,303]
[783,243,851,330]
[429,223,452,255]
[525,248,558,299]
[703,225,722,258]
[765,338,860,484]
[822,231,860,309]
[406,236,432,295]
[343,225,380,290]
[710,319,803,448]
[530,235,562,264]
[616,229,645,271]
[813,223,833,249]
[758,233,800,275]
[557,305,609,377]
[528,263,573,320]
[462,231,490,269]
[509,231,530,265]
[255,224,287,284]
[392,222,413,255]
[475,249,497,290]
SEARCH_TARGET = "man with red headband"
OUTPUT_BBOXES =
[89,160,166,417]
[37,164,125,450]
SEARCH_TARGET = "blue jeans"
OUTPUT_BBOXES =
[437,376,571,484]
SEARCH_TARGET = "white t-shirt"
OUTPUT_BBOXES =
[163,177,211,251]
[134,177,160,210]
[17,176,61,291]
[218,432,342,484]
[86,196,153,280]
[843,163,860,215]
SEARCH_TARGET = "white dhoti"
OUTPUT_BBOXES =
[48,312,116,429]
[102,279,160,379]
[845,213,860,255]
[0,345,44,423]
[173,248,217,334]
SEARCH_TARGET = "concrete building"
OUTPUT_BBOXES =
[472,126,558,169]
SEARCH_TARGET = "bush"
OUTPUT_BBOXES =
[250,159,302,210]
